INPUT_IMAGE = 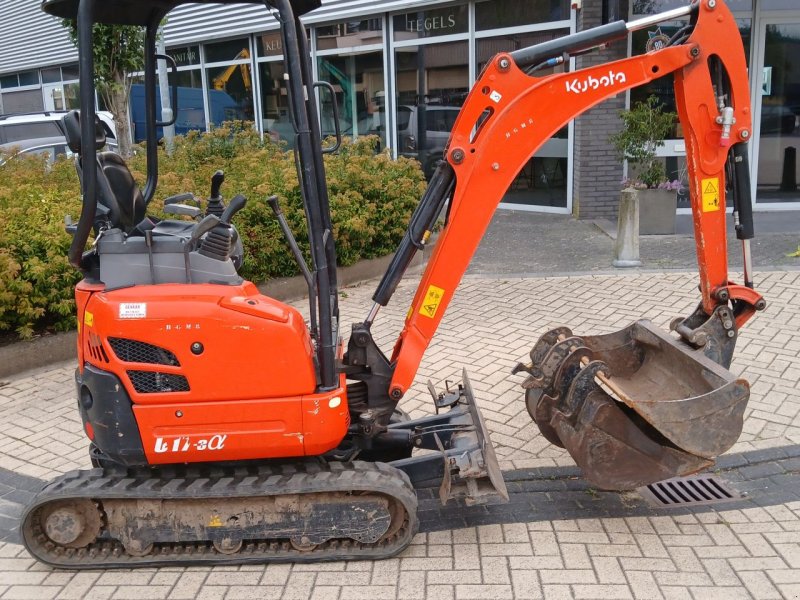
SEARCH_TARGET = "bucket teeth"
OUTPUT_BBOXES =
[516,320,749,490]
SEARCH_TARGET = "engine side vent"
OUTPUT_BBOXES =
[86,332,109,363]
[109,338,180,366]
[638,474,742,508]
[128,370,190,394]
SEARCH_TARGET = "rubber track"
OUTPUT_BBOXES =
[21,460,418,569]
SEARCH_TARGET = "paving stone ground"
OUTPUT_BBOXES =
[0,268,798,599]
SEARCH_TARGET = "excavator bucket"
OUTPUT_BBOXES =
[515,319,749,490]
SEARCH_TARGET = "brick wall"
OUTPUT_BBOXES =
[571,0,630,220]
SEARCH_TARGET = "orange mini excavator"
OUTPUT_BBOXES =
[22,0,764,568]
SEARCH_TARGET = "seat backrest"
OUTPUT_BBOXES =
[62,110,145,233]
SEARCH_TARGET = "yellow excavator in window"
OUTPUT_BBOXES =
[212,48,252,92]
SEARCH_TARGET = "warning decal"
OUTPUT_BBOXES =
[702,178,720,212]
[419,285,446,319]
[84,311,94,328]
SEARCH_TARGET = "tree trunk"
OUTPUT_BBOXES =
[103,71,134,159]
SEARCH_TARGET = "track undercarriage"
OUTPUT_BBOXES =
[22,461,418,568]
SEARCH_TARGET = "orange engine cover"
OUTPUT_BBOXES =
[77,280,349,464]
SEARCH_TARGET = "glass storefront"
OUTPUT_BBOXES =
[476,30,570,208]
[394,41,468,178]
[205,38,254,126]
[317,52,387,148]
[755,22,800,204]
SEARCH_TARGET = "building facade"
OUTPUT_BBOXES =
[1,0,798,217]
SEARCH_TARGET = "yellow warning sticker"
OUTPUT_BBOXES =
[702,178,720,212]
[419,285,446,319]
[84,311,94,328]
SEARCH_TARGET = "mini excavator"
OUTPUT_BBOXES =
[22,0,764,568]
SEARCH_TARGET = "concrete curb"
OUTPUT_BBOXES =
[0,249,426,380]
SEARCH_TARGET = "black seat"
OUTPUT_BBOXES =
[62,110,145,234]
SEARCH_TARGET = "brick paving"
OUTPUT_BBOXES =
[0,270,798,599]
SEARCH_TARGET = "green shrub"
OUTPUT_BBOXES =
[0,124,426,338]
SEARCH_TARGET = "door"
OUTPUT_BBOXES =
[42,83,66,111]
[753,20,800,206]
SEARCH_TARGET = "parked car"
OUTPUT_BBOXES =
[0,135,119,167]
[0,110,116,145]
[397,105,460,179]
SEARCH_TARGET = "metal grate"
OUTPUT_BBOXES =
[127,371,190,394]
[109,338,180,366]
[638,474,742,508]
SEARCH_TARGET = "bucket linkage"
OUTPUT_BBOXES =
[514,304,749,490]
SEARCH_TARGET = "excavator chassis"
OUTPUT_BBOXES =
[21,461,417,569]
[20,371,506,569]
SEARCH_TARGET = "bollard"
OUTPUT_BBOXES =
[613,187,642,268]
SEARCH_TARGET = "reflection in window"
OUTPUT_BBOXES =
[259,62,292,145]
[130,69,206,141]
[477,32,569,208]
[316,19,383,51]
[206,62,254,126]
[629,19,751,138]
[395,41,468,179]
[475,0,569,29]
[317,52,386,148]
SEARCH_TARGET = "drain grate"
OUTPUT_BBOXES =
[637,474,742,508]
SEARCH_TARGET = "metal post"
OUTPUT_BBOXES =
[157,26,175,155]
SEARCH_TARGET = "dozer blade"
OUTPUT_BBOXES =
[517,319,749,491]
[390,369,508,506]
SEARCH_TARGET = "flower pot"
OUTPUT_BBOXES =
[636,188,677,235]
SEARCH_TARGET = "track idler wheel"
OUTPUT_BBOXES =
[516,320,749,490]
[40,499,102,549]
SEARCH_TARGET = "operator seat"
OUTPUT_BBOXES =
[62,110,145,234]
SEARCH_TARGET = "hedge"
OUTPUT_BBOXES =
[0,123,427,339]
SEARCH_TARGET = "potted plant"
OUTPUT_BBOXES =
[611,95,680,234]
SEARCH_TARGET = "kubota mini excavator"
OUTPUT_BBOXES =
[22,0,764,568]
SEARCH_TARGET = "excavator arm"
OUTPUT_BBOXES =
[352,0,765,491]
[389,0,763,396]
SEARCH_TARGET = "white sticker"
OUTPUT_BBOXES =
[490,90,502,103]
[119,303,147,319]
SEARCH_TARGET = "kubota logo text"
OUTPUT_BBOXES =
[565,70,627,94]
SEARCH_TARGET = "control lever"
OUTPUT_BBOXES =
[164,192,198,206]
[164,203,202,219]
[198,196,246,263]
[184,214,220,284]
[207,170,226,218]
[220,194,247,224]
[189,214,221,244]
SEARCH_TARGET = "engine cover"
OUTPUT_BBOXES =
[75,279,349,465]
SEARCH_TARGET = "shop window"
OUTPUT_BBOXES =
[393,5,468,42]
[259,62,292,144]
[0,74,18,89]
[62,65,79,81]
[41,68,61,84]
[204,38,250,64]
[477,32,569,209]
[316,19,383,51]
[317,52,386,148]
[395,41,468,179]
[475,0,569,30]
[629,19,751,138]
[206,63,254,126]
[129,68,206,142]
[168,46,201,67]
[633,0,751,11]
[18,71,39,87]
